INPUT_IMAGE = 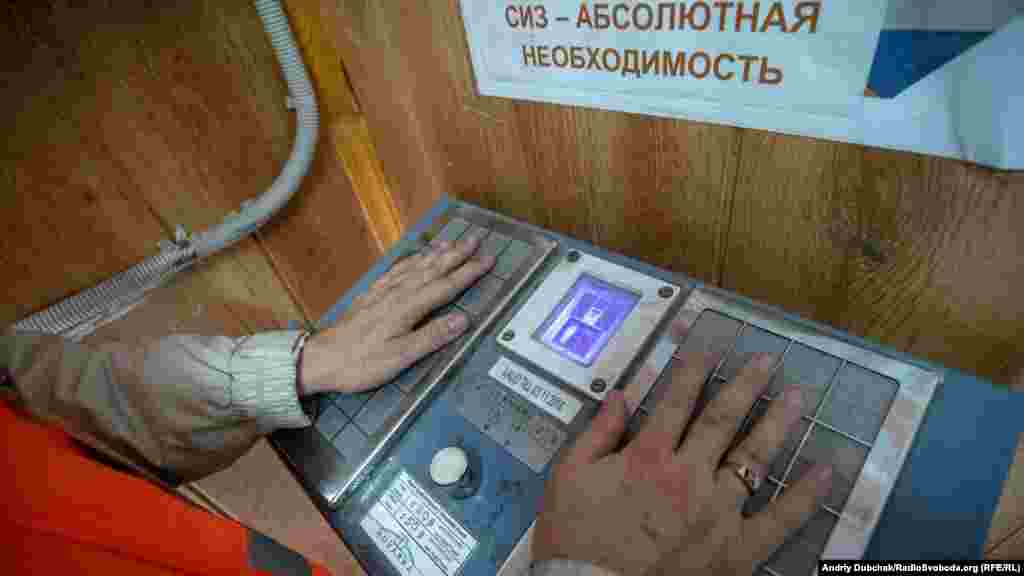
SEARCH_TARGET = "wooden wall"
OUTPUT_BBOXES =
[1,0,382,329]
[328,0,1022,387]
[1,1,376,573]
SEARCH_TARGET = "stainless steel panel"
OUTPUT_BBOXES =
[498,251,682,401]
[789,427,869,511]
[314,404,348,441]
[773,344,842,415]
[674,309,743,358]
[499,289,687,576]
[354,384,404,437]
[454,376,566,473]
[317,205,559,507]
[525,413,567,463]
[333,424,372,466]
[458,275,507,318]
[432,217,471,245]
[333,389,374,419]
[492,239,533,279]
[394,355,439,394]
[721,326,790,380]
[478,230,512,260]
[671,289,942,573]
[273,205,558,509]
[771,420,812,480]
[819,365,898,444]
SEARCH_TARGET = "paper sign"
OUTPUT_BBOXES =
[459,1,1024,169]
[460,1,887,115]
[360,470,477,576]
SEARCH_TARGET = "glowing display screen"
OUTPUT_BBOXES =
[536,274,640,366]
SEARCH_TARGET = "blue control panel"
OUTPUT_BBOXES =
[271,199,1024,576]
[329,210,602,575]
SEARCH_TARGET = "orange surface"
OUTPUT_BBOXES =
[0,400,328,575]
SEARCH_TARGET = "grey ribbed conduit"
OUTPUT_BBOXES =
[13,0,318,340]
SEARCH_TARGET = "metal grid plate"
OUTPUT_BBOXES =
[272,206,558,508]
[498,284,942,576]
[645,289,943,576]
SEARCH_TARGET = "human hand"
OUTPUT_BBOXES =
[297,229,493,396]
[532,347,833,576]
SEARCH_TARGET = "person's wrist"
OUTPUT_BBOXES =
[297,332,327,397]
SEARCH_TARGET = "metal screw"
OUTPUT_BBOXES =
[590,379,607,393]
[567,250,581,263]
[501,330,515,342]
[658,286,674,298]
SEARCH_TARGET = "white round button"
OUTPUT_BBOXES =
[430,446,469,486]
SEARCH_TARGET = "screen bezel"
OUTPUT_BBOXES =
[497,250,682,401]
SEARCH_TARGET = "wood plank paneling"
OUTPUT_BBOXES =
[605,118,740,282]
[986,371,1024,559]
[834,148,1024,384]
[255,122,380,320]
[988,527,1024,561]
[2,0,382,324]
[725,140,1023,384]
[720,133,847,321]
[284,0,401,255]
[987,438,1024,559]
[1,0,303,327]
[3,3,380,573]
[1,2,167,323]
[329,0,449,226]
[331,0,736,283]
[887,162,1022,383]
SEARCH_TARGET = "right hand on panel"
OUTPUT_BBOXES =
[533,340,833,575]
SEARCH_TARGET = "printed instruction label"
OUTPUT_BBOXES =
[360,470,477,576]
[489,356,583,424]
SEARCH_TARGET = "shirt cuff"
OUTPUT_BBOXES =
[529,559,621,576]
[229,330,312,431]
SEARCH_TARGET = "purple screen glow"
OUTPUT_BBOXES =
[537,274,640,366]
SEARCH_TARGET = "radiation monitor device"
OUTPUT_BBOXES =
[270,200,1010,576]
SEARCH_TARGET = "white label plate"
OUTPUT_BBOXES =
[360,470,478,576]
[489,356,583,424]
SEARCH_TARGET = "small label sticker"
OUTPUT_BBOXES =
[360,470,477,576]
[489,356,583,424]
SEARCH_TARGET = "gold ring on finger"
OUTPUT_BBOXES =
[721,459,762,496]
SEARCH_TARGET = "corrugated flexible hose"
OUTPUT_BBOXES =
[13,0,318,340]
